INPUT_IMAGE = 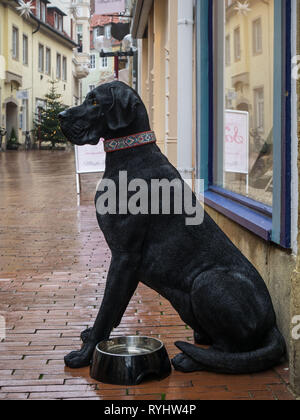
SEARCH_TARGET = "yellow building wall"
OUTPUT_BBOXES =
[0,2,73,144]
[139,0,178,166]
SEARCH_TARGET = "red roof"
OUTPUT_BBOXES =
[90,14,120,28]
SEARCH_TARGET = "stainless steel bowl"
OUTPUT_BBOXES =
[90,336,172,386]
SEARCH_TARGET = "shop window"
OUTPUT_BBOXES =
[197,0,292,248]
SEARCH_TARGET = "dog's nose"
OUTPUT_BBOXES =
[59,111,68,120]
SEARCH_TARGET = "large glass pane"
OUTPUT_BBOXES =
[215,0,274,207]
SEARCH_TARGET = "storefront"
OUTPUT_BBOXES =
[196,0,300,393]
[131,0,300,394]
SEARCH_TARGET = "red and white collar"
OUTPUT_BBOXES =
[104,131,156,153]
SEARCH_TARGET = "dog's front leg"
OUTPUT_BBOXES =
[64,251,141,369]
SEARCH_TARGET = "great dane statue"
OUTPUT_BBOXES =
[59,81,286,374]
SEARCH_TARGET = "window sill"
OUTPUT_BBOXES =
[205,187,272,242]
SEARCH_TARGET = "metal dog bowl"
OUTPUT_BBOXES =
[90,336,172,386]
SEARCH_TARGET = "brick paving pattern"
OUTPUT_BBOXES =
[0,151,295,400]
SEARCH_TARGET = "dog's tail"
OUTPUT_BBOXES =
[174,327,286,374]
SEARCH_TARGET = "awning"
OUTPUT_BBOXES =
[131,0,153,39]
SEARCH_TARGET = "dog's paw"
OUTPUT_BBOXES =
[80,327,92,343]
[172,353,204,373]
[64,343,95,369]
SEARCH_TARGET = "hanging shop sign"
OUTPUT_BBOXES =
[16,90,29,100]
[224,110,249,175]
[111,22,130,41]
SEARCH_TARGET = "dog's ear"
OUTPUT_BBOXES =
[107,85,139,130]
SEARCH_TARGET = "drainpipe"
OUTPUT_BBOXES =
[177,0,194,183]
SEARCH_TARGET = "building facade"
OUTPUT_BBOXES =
[82,14,117,99]
[0,0,90,147]
[131,0,300,395]
[82,13,132,100]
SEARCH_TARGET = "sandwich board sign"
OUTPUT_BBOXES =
[75,141,106,194]
[224,110,250,194]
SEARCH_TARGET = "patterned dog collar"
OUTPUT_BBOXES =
[104,131,156,153]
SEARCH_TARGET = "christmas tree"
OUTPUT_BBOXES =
[34,80,68,149]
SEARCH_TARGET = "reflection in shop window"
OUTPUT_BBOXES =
[234,26,241,61]
[215,0,274,207]
[253,18,262,55]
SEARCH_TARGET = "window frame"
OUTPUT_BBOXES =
[12,26,19,60]
[38,43,44,73]
[41,1,46,22]
[196,0,292,248]
[253,17,263,55]
[62,56,67,81]
[45,47,51,75]
[101,56,108,68]
[233,25,241,62]
[90,54,96,69]
[23,34,28,65]
[56,53,61,79]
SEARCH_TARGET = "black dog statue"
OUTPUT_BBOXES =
[59,81,286,374]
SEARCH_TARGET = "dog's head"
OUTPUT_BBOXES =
[59,81,143,146]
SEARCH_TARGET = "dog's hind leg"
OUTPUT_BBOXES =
[172,270,283,374]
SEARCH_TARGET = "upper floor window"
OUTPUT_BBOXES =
[54,12,58,29]
[36,0,47,22]
[93,26,104,43]
[41,1,46,22]
[105,24,111,39]
[23,35,28,65]
[45,48,51,75]
[36,0,40,18]
[234,26,241,61]
[253,18,263,55]
[225,35,231,66]
[56,53,61,79]
[62,57,67,81]
[38,44,44,72]
[253,88,265,133]
[101,57,108,68]
[58,15,63,32]
[90,54,96,69]
[12,26,19,60]
[77,24,83,52]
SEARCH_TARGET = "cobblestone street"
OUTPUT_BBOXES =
[0,151,295,400]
